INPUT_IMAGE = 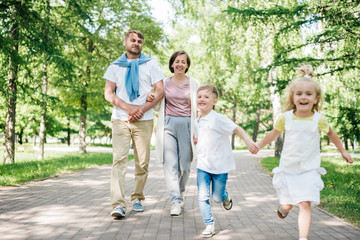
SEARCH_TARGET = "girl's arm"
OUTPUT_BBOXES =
[327,127,354,163]
[233,126,258,153]
[256,129,282,150]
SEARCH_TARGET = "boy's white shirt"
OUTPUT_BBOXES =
[195,110,237,174]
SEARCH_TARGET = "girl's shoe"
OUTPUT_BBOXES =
[277,205,289,219]
[201,224,215,238]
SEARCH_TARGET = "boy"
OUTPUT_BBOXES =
[194,85,257,237]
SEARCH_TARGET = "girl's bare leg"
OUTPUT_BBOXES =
[298,201,311,239]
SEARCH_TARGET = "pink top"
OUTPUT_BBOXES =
[164,77,191,117]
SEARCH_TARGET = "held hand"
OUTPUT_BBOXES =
[193,136,198,145]
[146,92,155,102]
[341,152,354,164]
[246,140,259,154]
[252,143,260,154]
[127,105,144,122]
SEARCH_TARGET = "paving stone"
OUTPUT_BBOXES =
[0,150,359,240]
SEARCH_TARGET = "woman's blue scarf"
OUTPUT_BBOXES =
[112,53,151,101]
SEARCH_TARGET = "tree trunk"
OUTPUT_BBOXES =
[18,127,24,145]
[38,0,50,160]
[231,100,237,150]
[269,68,283,157]
[38,61,48,160]
[4,10,19,164]
[79,39,94,154]
[79,92,87,154]
[344,136,348,150]
[67,116,71,146]
[252,105,261,142]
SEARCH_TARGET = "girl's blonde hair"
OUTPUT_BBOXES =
[283,65,324,112]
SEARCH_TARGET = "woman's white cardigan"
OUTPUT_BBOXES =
[155,77,200,163]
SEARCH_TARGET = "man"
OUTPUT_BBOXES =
[104,30,164,218]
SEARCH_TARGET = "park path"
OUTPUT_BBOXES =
[0,150,359,240]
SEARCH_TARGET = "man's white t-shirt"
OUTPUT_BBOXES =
[194,110,237,174]
[103,59,164,121]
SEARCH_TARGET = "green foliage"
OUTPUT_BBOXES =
[260,155,360,227]
[0,0,169,157]
[224,0,360,146]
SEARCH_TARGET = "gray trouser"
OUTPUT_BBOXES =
[163,115,193,204]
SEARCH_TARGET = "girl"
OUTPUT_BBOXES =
[255,65,353,240]
[194,85,257,237]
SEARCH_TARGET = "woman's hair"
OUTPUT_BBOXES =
[197,84,218,99]
[283,64,324,112]
[169,50,191,73]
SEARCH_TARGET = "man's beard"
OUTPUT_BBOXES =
[128,47,141,56]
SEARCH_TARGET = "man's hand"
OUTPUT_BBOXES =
[127,105,144,121]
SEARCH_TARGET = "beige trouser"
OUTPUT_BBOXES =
[110,119,153,212]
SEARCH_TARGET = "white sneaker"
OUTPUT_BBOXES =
[201,224,215,238]
[180,192,185,208]
[170,202,182,216]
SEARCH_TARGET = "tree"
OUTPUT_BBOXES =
[226,0,360,147]
[56,0,167,154]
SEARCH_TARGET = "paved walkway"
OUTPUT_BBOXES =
[0,150,359,240]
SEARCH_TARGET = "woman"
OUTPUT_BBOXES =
[154,50,199,216]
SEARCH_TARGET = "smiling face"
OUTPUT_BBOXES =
[123,33,143,58]
[171,54,188,74]
[196,89,217,116]
[292,80,319,117]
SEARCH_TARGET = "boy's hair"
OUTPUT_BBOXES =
[197,85,218,99]
[283,64,324,112]
[169,50,191,73]
[125,30,144,40]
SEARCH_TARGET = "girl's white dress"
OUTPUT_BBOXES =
[272,110,326,205]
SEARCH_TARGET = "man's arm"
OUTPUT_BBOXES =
[104,80,143,120]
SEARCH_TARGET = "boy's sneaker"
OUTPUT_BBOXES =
[111,205,125,217]
[133,200,144,212]
[170,202,182,216]
[277,205,289,219]
[201,224,215,238]
[222,190,233,210]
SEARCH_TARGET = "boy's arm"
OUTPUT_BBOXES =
[233,126,258,153]
[327,127,354,163]
[256,129,281,150]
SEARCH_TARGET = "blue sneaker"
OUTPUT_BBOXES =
[133,200,144,212]
[111,205,125,217]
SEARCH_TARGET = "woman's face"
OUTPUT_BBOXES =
[171,54,188,74]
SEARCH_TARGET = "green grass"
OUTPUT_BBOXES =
[0,150,134,186]
[260,156,360,228]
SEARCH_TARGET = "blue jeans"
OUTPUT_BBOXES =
[197,168,228,225]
